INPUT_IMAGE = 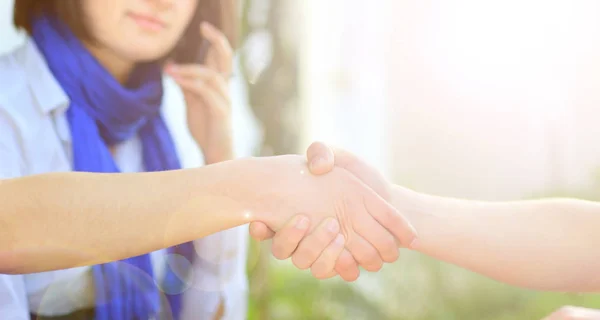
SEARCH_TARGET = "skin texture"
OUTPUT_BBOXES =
[0,155,417,275]
[251,142,600,293]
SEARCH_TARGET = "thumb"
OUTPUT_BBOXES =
[249,221,275,241]
[306,141,335,175]
[307,141,391,200]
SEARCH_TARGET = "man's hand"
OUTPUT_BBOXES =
[543,306,600,320]
[247,154,416,278]
[249,142,414,281]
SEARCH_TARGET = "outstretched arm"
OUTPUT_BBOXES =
[1,155,416,275]
[393,187,600,292]
[252,142,600,292]
[0,160,251,274]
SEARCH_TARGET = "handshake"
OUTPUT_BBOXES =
[240,142,419,282]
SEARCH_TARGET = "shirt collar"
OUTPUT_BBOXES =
[20,38,70,115]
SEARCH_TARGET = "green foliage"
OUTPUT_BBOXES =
[247,252,600,320]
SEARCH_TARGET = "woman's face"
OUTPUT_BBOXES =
[81,0,198,62]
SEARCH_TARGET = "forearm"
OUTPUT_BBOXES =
[392,186,600,292]
[0,159,256,274]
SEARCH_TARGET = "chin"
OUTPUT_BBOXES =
[121,47,172,63]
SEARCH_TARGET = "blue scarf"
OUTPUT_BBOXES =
[32,15,195,320]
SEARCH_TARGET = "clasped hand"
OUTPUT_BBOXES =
[248,142,417,282]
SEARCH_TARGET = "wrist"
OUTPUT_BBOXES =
[232,155,307,228]
[215,157,273,224]
[187,159,259,230]
[389,185,432,249]
[390,185,470,252]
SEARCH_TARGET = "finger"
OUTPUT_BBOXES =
[363,189,418,249]
[271,216,311,260]
[311,234,346,279]
[248,222,275,241]
[200,22,233,74]
[205,49,220,72]
[166,64,229,98]
[316,270,338,280]
[345,233,383,272]
[353,211,399,263]
[172,77,230,112]
[334,249,360,282]
[327,147,419,247]
[291,218,340,270]
[306,141,335,175]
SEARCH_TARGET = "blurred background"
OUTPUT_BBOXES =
[3,0,600,319]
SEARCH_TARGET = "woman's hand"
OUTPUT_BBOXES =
[165,22,234,163]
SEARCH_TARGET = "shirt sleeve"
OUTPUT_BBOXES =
[0,108,25,179]
[180,226,249,320]
[0,108,32,319]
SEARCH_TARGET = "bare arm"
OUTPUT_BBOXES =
[394,187,600,292]
[0,160,252,274]
[253,142,600,292]
[0,155,415,276]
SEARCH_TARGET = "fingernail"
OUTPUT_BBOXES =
[335,234,345,245]
[296,217,310,230]
[327,219,339,233]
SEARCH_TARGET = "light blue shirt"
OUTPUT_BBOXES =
[0,38,249,319]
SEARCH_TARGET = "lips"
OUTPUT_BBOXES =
[128,12,166,31]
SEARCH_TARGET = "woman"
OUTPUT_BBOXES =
[3,0,246,318]
[0,0,417,319]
